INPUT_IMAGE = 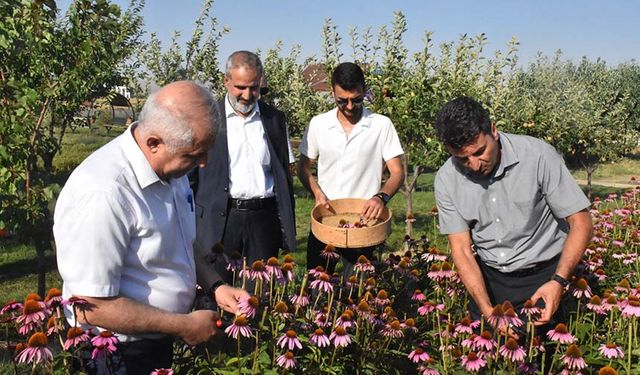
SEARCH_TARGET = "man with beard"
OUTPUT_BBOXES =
[433,97,592,333]
[298,62,404,273]
[194,51,295,276]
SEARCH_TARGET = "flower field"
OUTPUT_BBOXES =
[2,187,639,374]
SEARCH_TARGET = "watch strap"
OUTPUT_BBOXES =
[550,274,569,288]
[373,192,390,205]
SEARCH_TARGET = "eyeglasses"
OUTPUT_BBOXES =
[260,87,269,96]
[335,96,364,108]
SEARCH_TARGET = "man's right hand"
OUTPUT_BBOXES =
[315,193,330,209]
[181,310,220,345]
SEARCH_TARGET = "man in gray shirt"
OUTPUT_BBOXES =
[433,97,592,329]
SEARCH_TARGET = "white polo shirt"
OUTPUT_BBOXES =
[225,96,275,199]
[299,107,404,200]
[54,124,197,342]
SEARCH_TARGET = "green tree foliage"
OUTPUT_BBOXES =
[0,0,144,295]
[143,0,228,95]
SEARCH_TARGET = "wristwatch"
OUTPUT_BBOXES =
[550,274,569,288]
[373,192,390,205]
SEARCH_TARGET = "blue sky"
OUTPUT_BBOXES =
[58,0,639,66]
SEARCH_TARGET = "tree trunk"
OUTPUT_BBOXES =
[401,157,422,239]
[34,234,49,298]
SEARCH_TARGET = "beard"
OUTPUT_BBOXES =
[229,95,256,115]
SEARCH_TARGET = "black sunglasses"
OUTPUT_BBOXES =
[260,87,269,96]
[335,96,364,107]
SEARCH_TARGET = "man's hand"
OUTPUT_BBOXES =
[181,310,220,345]
[214,284,250,314]
[361,197,385,221]
[530,280,564,325]
[314,192,330,210]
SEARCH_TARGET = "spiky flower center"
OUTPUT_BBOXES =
[377,290,388,299]
[565,343,582,358]
[334,326,347,336]
[267,257,279,267]
[234,315,248,326]
[67,327,85,339]
[274,301,289,314]
[28,332,47,347]
[285,330,297,338]
[251,260,265,271]
[23,300,42,315]
[554,323,569,334]
[505,338,519,350]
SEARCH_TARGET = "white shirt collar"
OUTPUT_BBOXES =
[121,122,162,189]
[327,107,372,130]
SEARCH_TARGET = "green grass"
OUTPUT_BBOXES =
[572,157,640,183]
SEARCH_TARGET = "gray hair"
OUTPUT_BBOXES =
[225,50,263,78]
[138,82,216,153]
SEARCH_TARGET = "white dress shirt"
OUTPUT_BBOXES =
[54,124,197,342]
[225,96,275,199]
[299,107,404,200]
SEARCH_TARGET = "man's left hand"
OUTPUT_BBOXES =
[361,197,385,221]
[214,284,250,314]
[530,281,564,325]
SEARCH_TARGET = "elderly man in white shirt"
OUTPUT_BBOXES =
[298,62,404,273]
[54,81,248,374]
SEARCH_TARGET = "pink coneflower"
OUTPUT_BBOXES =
[335,310,355,329]
[310,272,333,293]
[411,289,426,302]
[381,320,404,338]
[276,351,297,369]
[499,338,526,362]
[356,300,373,320]
[308,266,325,278]
[519,299,541,320]
[621,295,640,318]
[402,318,418,334]
[226,251,243,272]
[547,323,575,344]
[602,294,619,312]
[473,331,497,351]
[290,291,310,308]
[265,257,283,280]
[281,262,295,282]
[486,304,509,329]
[309,328,330,347]
[615,279,631,293]
[277,330,302,351]
[461,351,486,372]
[454,316,479,335]
[421,247,447,262]
[44,288,63,307]
[273,301,292,320]
[150,369,174,375]
[15,332,52,364]
[353,255,375,273]
[320,244,340,261]
[330,326,351,348]
[365,277,377,290]
[63,327,90,350]
[225,315,252,339]
[16,300,48,335]
[314,311,330,327]
[374,290,391,306]
[417,301,445,316]
[571,278,593,299]
[247,260,270,282]
[90,331,119,360]
[238,295,259,319]
[504,308,523,327]
[586,295,607,315]
[599,342,624,359]
[408,347,430,363]
[1,300,22,315]
[64,296,88,308]
[419,365,441,375]
[461,334,476,349]
[561,344,587,370]
[45,316,61,336]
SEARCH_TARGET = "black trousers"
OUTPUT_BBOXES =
[221,200,282,263]
[306,230,375,274]
[82,336,174,375]
[469,254,574,330]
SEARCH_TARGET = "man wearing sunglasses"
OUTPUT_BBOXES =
[298,62,404,273]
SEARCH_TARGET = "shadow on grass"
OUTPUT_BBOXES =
[0,253,58,283]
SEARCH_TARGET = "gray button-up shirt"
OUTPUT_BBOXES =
[434,132,590,272]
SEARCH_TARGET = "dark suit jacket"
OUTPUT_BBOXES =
[194,99,296,260]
